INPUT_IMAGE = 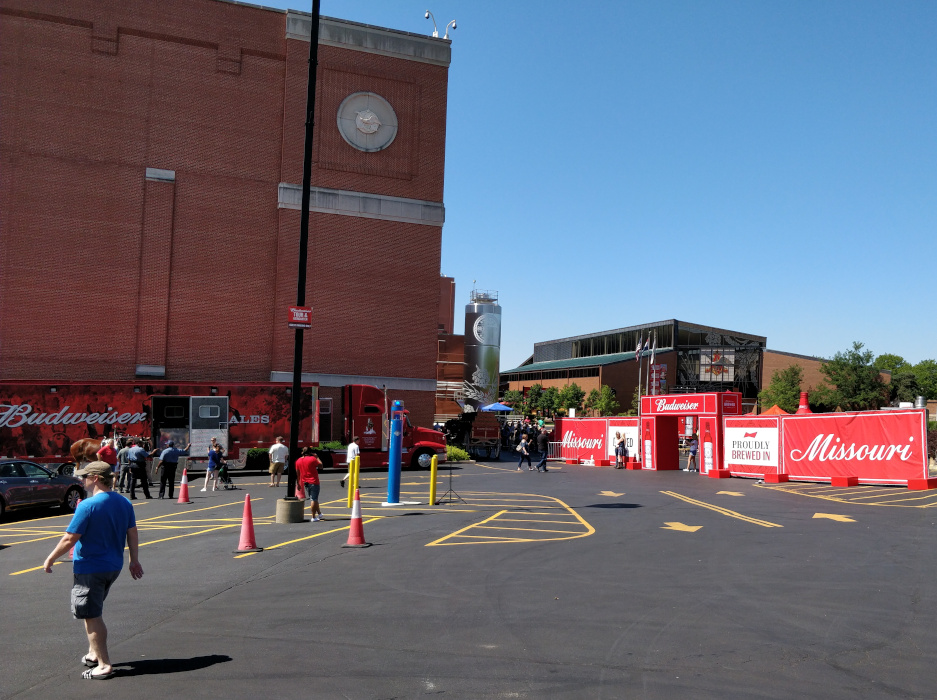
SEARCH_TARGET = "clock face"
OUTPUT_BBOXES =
[337,92,398,152]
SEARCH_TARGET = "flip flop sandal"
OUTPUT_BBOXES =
[81,655,98,668]
[81,668,115,680]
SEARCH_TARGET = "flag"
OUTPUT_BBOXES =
[650,333,657,365]
[643,337,650,352]
[635,335,642,361]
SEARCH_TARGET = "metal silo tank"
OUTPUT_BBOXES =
[463,290,501,411]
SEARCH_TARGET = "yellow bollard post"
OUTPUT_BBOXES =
[353,455,360,495]
[346,455,355,509]
[429,454,438,505]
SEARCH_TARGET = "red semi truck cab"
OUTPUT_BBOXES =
[334,384,446,470]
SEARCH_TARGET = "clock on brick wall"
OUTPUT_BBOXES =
[336,92,398,152]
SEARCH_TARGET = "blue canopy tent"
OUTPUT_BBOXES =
[480,402,512,412]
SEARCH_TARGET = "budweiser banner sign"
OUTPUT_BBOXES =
[724,417,780,476]
[782,411,927,484]
[554,417,638,464]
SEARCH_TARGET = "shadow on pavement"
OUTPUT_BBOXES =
[584,503,642,509]
[113,654,232,676]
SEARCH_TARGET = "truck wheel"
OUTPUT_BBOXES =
[411,450,434,470]
[62,487,82,513]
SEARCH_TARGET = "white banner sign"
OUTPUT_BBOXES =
[724,426,779,467]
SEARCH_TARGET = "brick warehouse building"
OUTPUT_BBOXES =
[0,0,451,436]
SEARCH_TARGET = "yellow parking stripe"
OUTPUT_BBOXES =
[661,491,783,528]
[426,494,595,546]
[760,483,937,508]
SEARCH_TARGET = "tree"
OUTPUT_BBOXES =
[557,383,585,415]
[758,364,803,414]
[591,385,621,416]
[889,371,921,404]
[819,341,889,411]
[873,353,909,375]
[539,386,560,417]
[629,385,640,416]
[527,384,544,416]
[502,389,524,413]
[584,389,600,416]
[912,359,937,400]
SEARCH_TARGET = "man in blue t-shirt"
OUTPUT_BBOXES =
[44,461,144,680]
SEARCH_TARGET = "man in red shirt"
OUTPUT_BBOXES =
[96,439,118,476]
[295,447,323,522]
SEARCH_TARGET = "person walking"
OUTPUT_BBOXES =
[341,436,360,488]
[125,439,151,500]
[516,435,532,471]
[614,431,625,468]
[201,444,222,492]
[42,461,143,680]
[157,440,190,499]
[115,440,132,493]
[535,427,551,472]
[268,436,289,488]
[686,437,699,472]
[295,446,323,521]
[96,439,118,476]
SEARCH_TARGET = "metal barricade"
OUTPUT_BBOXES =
[547,442,564,461]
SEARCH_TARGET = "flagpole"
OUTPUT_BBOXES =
[645,335,652,398]
[636,334,643,419]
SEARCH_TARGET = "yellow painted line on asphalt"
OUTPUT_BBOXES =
[426,494,594,547]
[474,525,586,534]
[10,561,68,576]
[234,517,383,558]
[7,524,242,576]
[661,491,783,528]
[138,498,259,522]
[139,523,241,547]
[3,533,68,546]
[759,483,937,508]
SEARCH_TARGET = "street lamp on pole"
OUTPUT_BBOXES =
[280,0,321,522]
[424,10,456,39]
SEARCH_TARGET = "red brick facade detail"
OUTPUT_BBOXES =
[1,0,449,428]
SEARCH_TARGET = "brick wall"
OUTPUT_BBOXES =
[0,0,448,409]
[761,351,828,393]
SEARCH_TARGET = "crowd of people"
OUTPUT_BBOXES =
[502,419,552,473]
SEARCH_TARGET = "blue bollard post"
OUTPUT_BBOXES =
[386,400,404,504]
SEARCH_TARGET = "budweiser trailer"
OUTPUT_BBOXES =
[0,381,319,465]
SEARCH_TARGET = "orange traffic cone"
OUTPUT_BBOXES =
[176,468,193,504]
[233,493,263,553]
[342,488,371,548]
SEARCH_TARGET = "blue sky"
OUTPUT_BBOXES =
[265,0,936,369]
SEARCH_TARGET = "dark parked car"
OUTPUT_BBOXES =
[0,460,85,519]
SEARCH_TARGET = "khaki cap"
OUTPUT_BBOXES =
[74,461,113,477]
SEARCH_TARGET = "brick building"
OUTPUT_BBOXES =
[501,320,766,412]
[0,0,451,436]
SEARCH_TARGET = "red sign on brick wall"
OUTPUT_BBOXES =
[288,306,312,329]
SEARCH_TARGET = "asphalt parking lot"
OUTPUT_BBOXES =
[2,458,936,699]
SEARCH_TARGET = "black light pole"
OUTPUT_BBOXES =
[286,0,321,502]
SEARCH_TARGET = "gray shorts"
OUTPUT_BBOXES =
[71,570,120,619]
